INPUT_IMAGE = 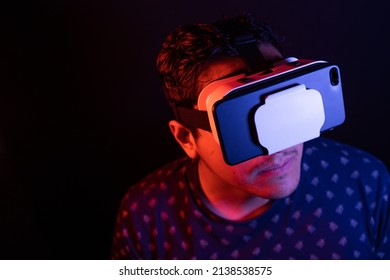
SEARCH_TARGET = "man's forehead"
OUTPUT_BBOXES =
[198,57,246,88]
[198,43,282,91]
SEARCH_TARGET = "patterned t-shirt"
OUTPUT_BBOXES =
[111,138,390,259]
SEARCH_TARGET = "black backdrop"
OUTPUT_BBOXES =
[1,0,389,259]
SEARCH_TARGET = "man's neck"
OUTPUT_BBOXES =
[197,161,272,221]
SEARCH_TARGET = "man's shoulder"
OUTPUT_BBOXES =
[305,137,383,160]
[303,137,389,178]
[120,156,195,204]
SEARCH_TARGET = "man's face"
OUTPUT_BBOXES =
[194,43,304,199]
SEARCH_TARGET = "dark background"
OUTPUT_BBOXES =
[1,0,389,259]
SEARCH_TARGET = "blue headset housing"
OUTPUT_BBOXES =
[174,57,345,165]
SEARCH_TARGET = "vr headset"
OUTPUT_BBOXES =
[173,37,345,165]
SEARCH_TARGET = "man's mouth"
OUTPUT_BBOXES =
[251,150,297,175]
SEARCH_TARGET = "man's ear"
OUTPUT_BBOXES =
[168,120,198,159]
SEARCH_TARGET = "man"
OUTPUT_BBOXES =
[111,15,390,259]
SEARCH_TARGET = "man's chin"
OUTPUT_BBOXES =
[256,179,300,199]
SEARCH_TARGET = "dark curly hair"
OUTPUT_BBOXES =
[156,14,283,108]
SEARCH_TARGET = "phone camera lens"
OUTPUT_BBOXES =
[330,67,340,86]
